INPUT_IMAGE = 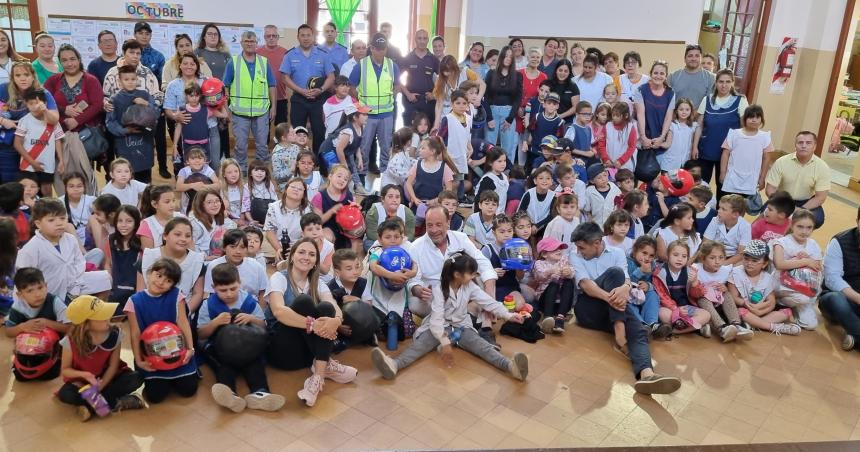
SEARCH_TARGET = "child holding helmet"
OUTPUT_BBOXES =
[481,215,530,307]
[59,295,146,422]
[125,258,198,404]
[532,237,576,335]
[311,164,361,252]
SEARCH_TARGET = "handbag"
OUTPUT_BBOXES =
[249,196,274,224]
[79,125,108,160]
[634,148,660,183]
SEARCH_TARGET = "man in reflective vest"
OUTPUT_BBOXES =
[224,30,277,171]
[349,32,401,195]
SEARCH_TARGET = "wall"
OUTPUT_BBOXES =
[35,0,306,48]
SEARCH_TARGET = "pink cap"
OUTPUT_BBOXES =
[537,237,568,255]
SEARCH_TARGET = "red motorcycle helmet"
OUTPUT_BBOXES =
[335,204,366,239]
[13,328,60,379]
[140,321,188,371]
[660,169,694,197]
[201,78,226,109]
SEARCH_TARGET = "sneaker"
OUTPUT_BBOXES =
[245,392,286,412]
[479,328,501,350]
[796,304,819,330]
[77,406,92,422]
[332,338,349,355]
[770,323,801,336]
[719,324,738,342]
[458,200,473,208]
[552,317,565,334]
[371,347,398,380]
[212,383,246,413]
[509,352,529,381]
[634,374,682,395]
[311,359,358,384]
[114,393,147,412]
[651,323,673,339]
[540,316,555,334]
[699,324,712,338]
[158,167,172,179]
[297,375,324,407]
[842,334,856,351]
[736,325,755,341]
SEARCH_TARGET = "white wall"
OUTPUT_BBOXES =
[462,0,702,43]
[764,0,846,50]
[36,0,306,28]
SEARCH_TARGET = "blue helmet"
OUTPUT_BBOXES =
[378,246,413,291]
[500,238,534,271]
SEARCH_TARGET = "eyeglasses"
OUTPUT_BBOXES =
[205,31,219,37]
[264,34,279,39]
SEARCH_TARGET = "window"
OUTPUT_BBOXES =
[0,0,38,58]
[315,0,371,47]
[719,0,764,94]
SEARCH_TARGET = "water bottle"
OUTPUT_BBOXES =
[79,384,111,417]
[386,311,398,351]
[280,230,291,261]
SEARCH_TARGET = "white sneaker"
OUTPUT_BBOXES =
[699,324,712,338]
[720,324,738,343]
[311,359,358,384]
[796,304,819,330]
[245,392,286,412]
[211,383,246,413]
[297,375,324,407]
[509,352,529,381]
[770,323,801,336]
[842,334,855,351]
[736,325,755,340]
[371,347,398,380]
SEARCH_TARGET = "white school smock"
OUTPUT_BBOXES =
[445,112,472,174]
[475,172,509,214]
[521,188,555,226]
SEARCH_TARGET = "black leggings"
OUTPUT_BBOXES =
[142,374,199,404]
[266,295,336,371]
[698,158,723,199]
[58,371,143,411]
[539,279,576,318]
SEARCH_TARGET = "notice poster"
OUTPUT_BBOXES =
[770,37,798,95]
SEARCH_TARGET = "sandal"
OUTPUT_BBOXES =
[612,341,630,360]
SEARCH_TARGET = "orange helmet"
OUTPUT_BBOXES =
[140,321,188,371]
[660,169,694,197]
[335,204,366,239]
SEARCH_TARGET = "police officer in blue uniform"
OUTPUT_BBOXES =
[281,24,335,152]
[400,29,438,127]
[318,22,350,74]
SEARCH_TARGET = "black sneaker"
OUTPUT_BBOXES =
[114,393,148,412]
[158,167,172,179]
[552,317,565,334]
[332,338,349,355]
[479,328,501,350]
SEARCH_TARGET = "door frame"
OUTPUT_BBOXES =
[816,0,857,157]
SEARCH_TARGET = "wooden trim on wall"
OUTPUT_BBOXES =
[436,0,446,34]
[745,0,772,100]
[306,0,319,30]
[817,0,856,157]
[369,0,379,35]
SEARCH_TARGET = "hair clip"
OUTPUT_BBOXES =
[560,187,573,195]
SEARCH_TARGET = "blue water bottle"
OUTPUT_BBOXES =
[386,311,398,351]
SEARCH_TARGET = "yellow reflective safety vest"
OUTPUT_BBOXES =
[228,54,270,116]
[357,56,394,114]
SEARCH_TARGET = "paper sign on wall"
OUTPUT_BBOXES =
[770,37,798,95]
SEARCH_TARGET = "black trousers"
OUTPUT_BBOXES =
[212,356,269,394]
[155,114,168,170]
[142,373,198,404]
[275,99,289,128]
[698,158,723,200]
[134,169,152,184]
[266,295,335,370]
[539,279,576,318]
[289,94,326,153]
[402,97,436,129]
[58,371,143,411]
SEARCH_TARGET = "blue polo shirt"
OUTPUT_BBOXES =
[401,50,439,94]
[222,56,277,88]
[571,244,629,287]
[280,46,334,90]
[317,42,349,72]
[349,58,401,119]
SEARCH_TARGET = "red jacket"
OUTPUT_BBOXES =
[43,72,104,132]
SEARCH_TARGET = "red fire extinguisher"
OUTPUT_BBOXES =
[775,45,795,79]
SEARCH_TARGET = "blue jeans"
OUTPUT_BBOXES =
[361,115,394,175]
[795,199,825,229]
[231,111,270,171]
[574,267,653,378]
[628,290,660,325]
[486,105,518,162]
[819,291,860,347]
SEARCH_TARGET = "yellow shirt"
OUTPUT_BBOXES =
[765,153,830,200]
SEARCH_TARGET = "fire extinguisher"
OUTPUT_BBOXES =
[775,44,796,79]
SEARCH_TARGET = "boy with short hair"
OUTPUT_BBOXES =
[465,190,499,248]
[563,101,599,166]
[534,135,558,170]
[328,248,370,353]
[198,263,284,413]
[642,175,683,232]
[612,168,635,209]
[175,146,221,213]
[688,185,716,235]
[203,229,268,303]
[751,190,794,244]
[323,75,357,136]
[16,198,111,303]
[555,164,588,215]
[704,194,752,265]
[5,267,70,380]
[105,65,157,183]
[300,212,334,282]
[15,88,65,197]
[529,93,564,170]
[437,190,465,232]
[524,80,551,130]
[459,80,488,139]
[242,225,268,268]
[684,159,716,210]
[584,163,621,226]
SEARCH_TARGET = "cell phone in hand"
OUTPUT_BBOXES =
[76,100,89,110]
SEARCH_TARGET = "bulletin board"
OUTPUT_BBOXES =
[46,15,265,67]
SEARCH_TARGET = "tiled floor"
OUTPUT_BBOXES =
[3,185,860,451]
